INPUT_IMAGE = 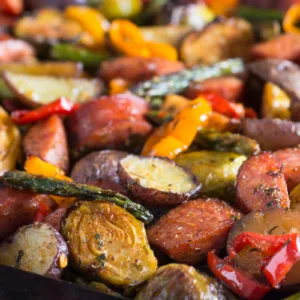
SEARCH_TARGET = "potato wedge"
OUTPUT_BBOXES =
[0,222,68,278]
[0,61,83,77]
[71,150,128,194]
[180,18,253,66]
[61,201,157,287]
[175,151,246,200]
[3,71,103,107]
[118,155,201,206]
[227,208,300,287]
[135,264,235,300]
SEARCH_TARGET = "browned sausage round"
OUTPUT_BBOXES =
[23,115,69,172]
[147,198,242,265]
[236,152,289,213]
[0,184,51,241]
[71,150,128,194]
[99,56,184,83]
[274,147,300,191]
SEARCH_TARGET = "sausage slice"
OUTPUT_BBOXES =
[147,198,242,265]
[236,152,289,213]
[23,115,69,172]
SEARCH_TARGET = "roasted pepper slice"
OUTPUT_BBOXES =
[65,6,109,47]
[146,41,178,61]
[283,4,300,34]
[109,78,129,95]
[204,0,239,17]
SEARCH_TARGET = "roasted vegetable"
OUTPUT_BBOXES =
[3,71,103,107]
[0,61,83,77]
[71,150,128,194]
[61,201,157,287]
[248,59,300,121]
[284,292,300,300]
[262,82,291,120]
[0,79,14,98]
[175,151,246,200]
[0,106,20,175]
[51,44,110,68]
[0,223,68,278]
[289,184,300,211]
[192,129,260,157]
[180,18,253,66]
[236,5,283,22]
[147,198,242,265]
[118,155,201,206]
[3,171,153,224]
[241,118,300,151]
[135,264,235,300]
[131,58,245,99]
[236,152,289,213]
[227,208,300,287]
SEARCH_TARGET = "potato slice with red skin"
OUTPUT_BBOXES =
[227,208,300,287]
[236,152,289,213]
[99,56,184,83]
[67,95,152,154]
[274,148,300,192]
[147,198,242,264]
[118,155,201,207]
[185,76,244,103]
[44,208,67,231]
[23,115,69,172]
[0,39,34,62]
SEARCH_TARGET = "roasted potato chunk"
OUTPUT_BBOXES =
[180,18,253,66]
[118,155,201,206]
[135,264,235,300]
[175,151,246,200]
[61,201,157,287]
[0,222,68,278]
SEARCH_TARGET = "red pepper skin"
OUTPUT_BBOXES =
[199,92,241,119]
[11,97,80,125]
[34,202,50,222]
[229,232,296,258]
[245,107,258,119]
[207,251,271,300]
[264,235,300,288]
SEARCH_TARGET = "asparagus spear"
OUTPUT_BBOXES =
[131,58,245,99]
[3,171,153,224]
[192,129,260,157]
[283,293,300,300]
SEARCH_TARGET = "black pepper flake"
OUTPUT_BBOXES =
[15,250,24,268]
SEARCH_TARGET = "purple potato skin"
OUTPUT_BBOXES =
[117,156,202,207]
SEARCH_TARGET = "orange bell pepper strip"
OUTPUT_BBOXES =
[109,78,129,95]
[146,41,178,61]
[142,97,211,159]
[65,6,109,47]
[284,4,300,34]
[109,19,151,58]
[204,0,239,17]
[25,156,76,207]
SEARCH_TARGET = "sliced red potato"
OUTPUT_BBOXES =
[0,39,34,63]
[71,150,128,194]
[227,208,300,287]
[274,148,300,192]
[251,34,300,62]
[0,185,52,241]
[0,223,68,278]
[44,207,67,231]
[118,155,201,206]
[147,198,242,264]
[3,71,103,107]
[23,115,69,172]
[67,95,152,155]
[185,76,244,103]
[241,118,300,151]
[236,152,289,213]
[99,56,184,83]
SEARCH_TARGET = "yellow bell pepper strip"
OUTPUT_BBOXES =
[262,82,291,120]
[283,4,300,34]
[142,97,212,159]
[65,6,109,47]
[25,156,76,207]
[146,41,178,61]
[109,20,178,60]
[109,78,129,95]
[109,19,151,58]
[204,0,239,17]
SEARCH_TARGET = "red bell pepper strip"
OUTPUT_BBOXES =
[264,234,300,288]
[199,92,241,119]
[207,251,271,300]
[34,202,51,222]
[11,97,80,125]
[0,0,23,15]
